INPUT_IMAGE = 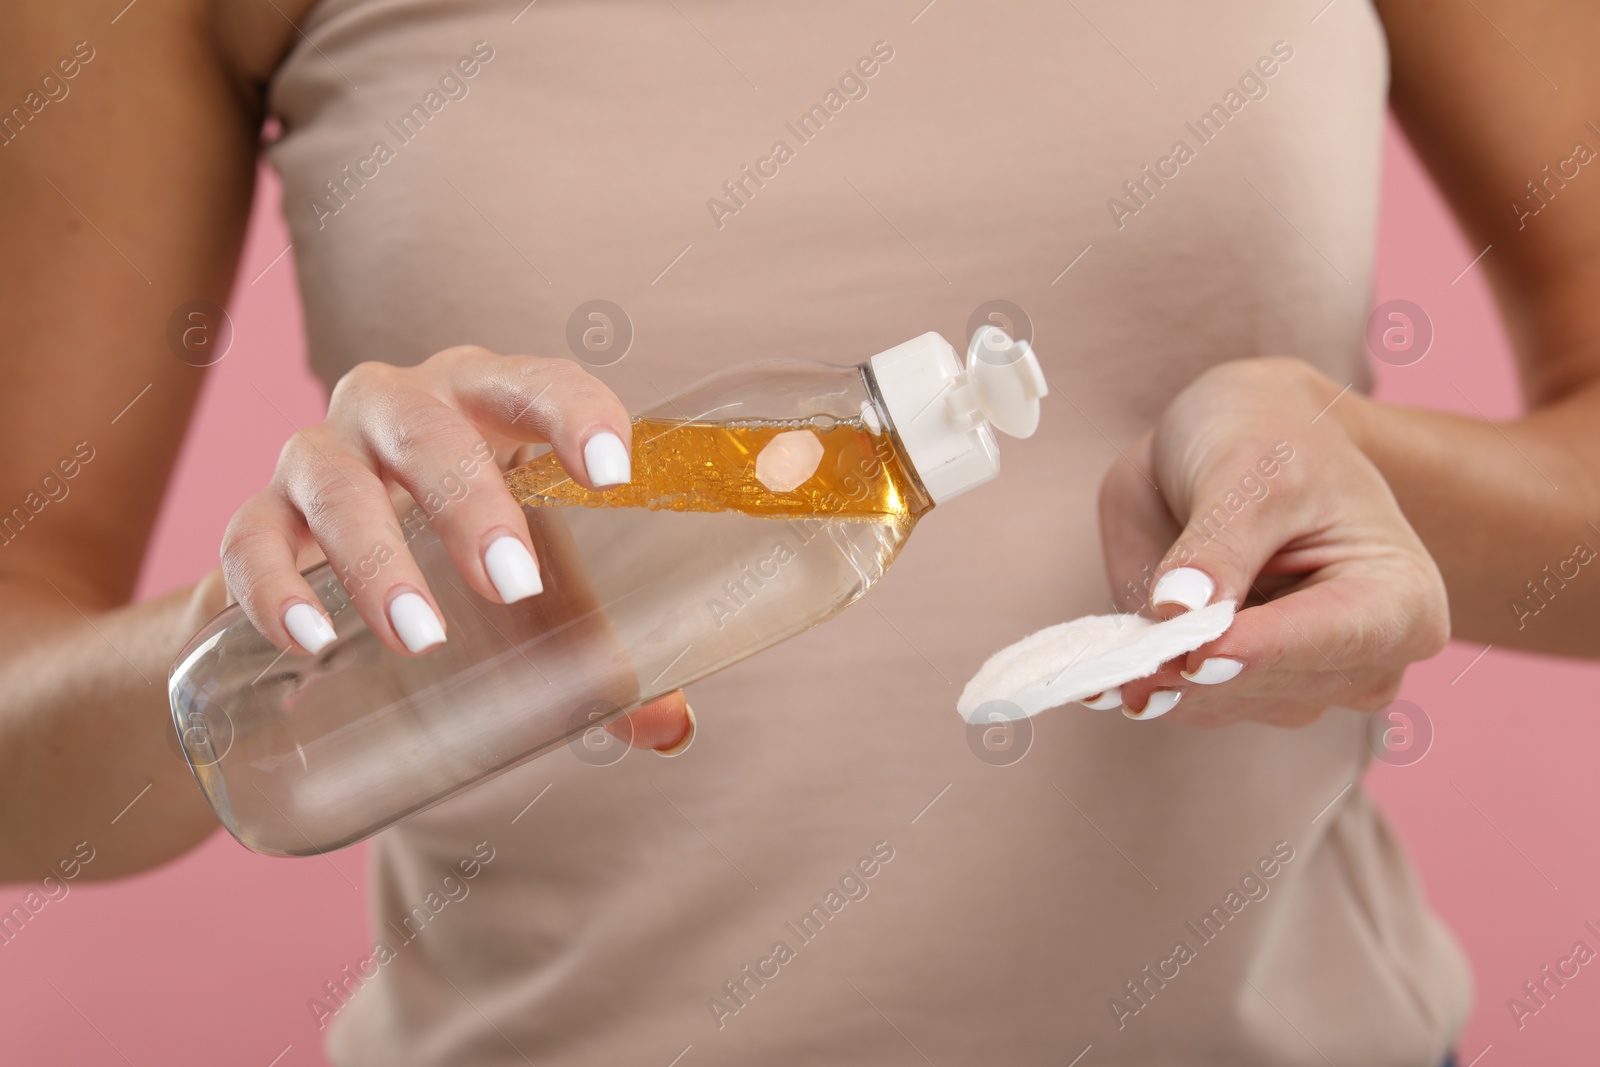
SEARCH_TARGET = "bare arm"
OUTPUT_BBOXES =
[0,0,266,880]
[1100,0,1600,722]
[1345,0,1600,654]
[0,1,691,881]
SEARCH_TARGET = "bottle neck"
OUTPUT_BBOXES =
[860,364,937,516]
[862,335,1002,505]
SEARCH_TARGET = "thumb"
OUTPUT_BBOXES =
[605,690,696,754]
[1148,440,1303,619]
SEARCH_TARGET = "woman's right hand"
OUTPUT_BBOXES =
[221,344,694,753]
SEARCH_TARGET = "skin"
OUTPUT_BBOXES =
[0,0,1593,882]
[1107,0,1600,722]
[0,0,684,884]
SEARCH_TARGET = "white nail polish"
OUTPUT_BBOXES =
[1181,656,1244,685]
[583,432,631,487]
[484,536,543,603]
[1124,689,1182,721]
[1152,567,1214,613]
[1080,688,1123,710]
[389,592,446,653]
[284,602,337,654]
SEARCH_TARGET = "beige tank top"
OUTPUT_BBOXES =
[267,2,1470,1062]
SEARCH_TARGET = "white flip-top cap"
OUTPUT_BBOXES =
[868,327,1048,504]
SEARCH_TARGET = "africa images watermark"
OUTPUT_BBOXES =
[1506,920,1600,1032]
[705,433,901,630]
[307,839,497,1030]
[707,841,896,1030]
[1116,441,1297,613]
[1510,122,1600,231]
[0,40,96,148]
[1108,840,1296,1030]
[706,41,896,231]
[0,841,97,948]
[295,437,499,617]
[0,441,96,550]
[307,41,497,229]
[1105,40,1295,230]
[1510,525,1598,631]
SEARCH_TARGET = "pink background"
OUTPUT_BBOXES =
[2,118,1591,1065]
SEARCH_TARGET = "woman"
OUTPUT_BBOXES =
[3,0,1597,1063]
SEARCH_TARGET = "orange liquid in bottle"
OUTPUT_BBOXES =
[504,416,931,526]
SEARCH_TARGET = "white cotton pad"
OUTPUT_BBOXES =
[957,600,1236,722]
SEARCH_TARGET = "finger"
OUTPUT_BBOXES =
[1097,433,1182,614]
[1120,567,1436,719]
[603,691,694,752]
[1178,570,1442,710]
[1145,443,1309,620]
[653,701,697,757]
[347,385,545,608]
[220,489,337,655]
[1114,653,1250,720]
[419,348,635,491]
[275,428,448,656]
[1116,670,1188,721]
[1120,575,1403,715]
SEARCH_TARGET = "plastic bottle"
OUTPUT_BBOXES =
[169,329,1048,855]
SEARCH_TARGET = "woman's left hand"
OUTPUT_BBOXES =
[1096,357,1450,726]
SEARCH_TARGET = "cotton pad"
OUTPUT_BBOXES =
[957,601,1236,722]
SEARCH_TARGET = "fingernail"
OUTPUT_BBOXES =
[284,602,337,654]
[484,536,543,603]
[657,703,696,757]
[1080,688,1123,711]
[583,431,631,487]
[389,592,446,653]
[1181,656,1244,685]
[1152,567,1214,612]
[1124,689,1182,721]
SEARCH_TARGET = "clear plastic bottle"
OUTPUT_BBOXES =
[169,329,1048,855]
